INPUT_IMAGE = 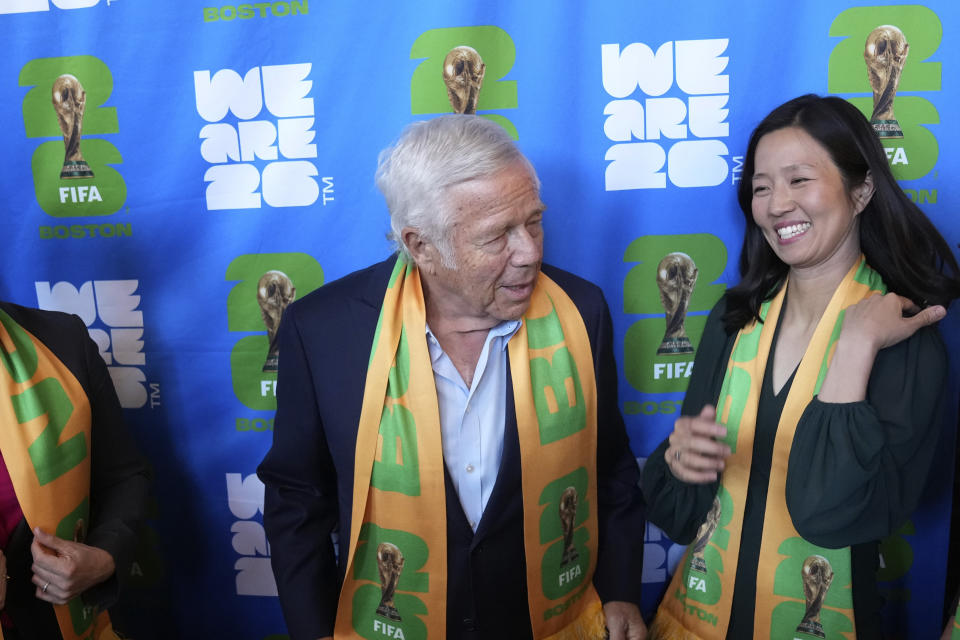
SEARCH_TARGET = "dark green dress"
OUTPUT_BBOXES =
[642,295,947,639]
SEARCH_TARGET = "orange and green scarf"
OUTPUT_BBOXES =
[334,255,606,639]
[0,308,119,640]
[652,257,885,640]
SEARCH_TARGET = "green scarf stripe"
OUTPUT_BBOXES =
[729,300,769,365]
[367,258,408,370]
[0,309,40,384]
[813,310,845,394]
[852,259,887,292]
[526,294,564,349]
[387,254,408,289]
[814,262,885,392]
[715,301,770,454]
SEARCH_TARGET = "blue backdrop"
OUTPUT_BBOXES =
[1,1,957,637]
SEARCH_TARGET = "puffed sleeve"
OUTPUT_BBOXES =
[786,324,946,548]
[641,297,734,544]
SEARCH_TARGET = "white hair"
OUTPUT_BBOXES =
[375,115,539,265]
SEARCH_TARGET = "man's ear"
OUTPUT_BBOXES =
[401,227,436,273]
[852,171,875,215]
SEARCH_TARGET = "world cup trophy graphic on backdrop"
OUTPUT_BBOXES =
[257,270,296,372]
[795,555,834,638]
[442,46,486,114]
[689,496,721,573]
[864,25,909,139]
[559,487,579,567]
[51,74,94,179]
[376,542,405,621]
[656,252,698,355]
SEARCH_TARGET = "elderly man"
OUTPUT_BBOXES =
[258,115,646,640]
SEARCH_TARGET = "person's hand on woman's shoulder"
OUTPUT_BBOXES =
[842,293,945,352]
[820,293,945,403]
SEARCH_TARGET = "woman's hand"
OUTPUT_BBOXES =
[842,293,945,352]
[819,294,945,403]
[665,405,731,484]
[30,528,116,605]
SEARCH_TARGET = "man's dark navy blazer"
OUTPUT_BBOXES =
[258,257,645,640]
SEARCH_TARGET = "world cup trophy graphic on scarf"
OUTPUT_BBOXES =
[376,542,405,621]
[795,555,834,638]
[559,487,580,567]
[656,253,698,355]
[257,271,296,372]
[51,74,95,179]
[864,25,909,139]
[689,496,721,573]
[73,518,85,543]
[442,46,486,114]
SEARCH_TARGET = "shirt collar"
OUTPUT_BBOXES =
[425,319,522,363]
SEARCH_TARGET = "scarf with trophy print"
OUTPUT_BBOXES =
[651,257,886,640]
[334,255,607,639]
[0,308,120,640]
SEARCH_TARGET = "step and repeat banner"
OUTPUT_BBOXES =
[1,1,958,637]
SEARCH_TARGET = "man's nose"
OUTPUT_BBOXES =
[510,226,542,266]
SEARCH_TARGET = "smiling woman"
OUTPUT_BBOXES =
[727,94,960,330]
[643,94,960,640]
[749,126,870,280]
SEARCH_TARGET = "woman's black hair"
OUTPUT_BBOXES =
[724,94,960,332]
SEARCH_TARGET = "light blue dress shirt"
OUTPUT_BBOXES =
[425,320,521,532]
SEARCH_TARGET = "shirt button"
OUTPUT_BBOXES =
[465,464,475,473]
[465,403,471,413]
